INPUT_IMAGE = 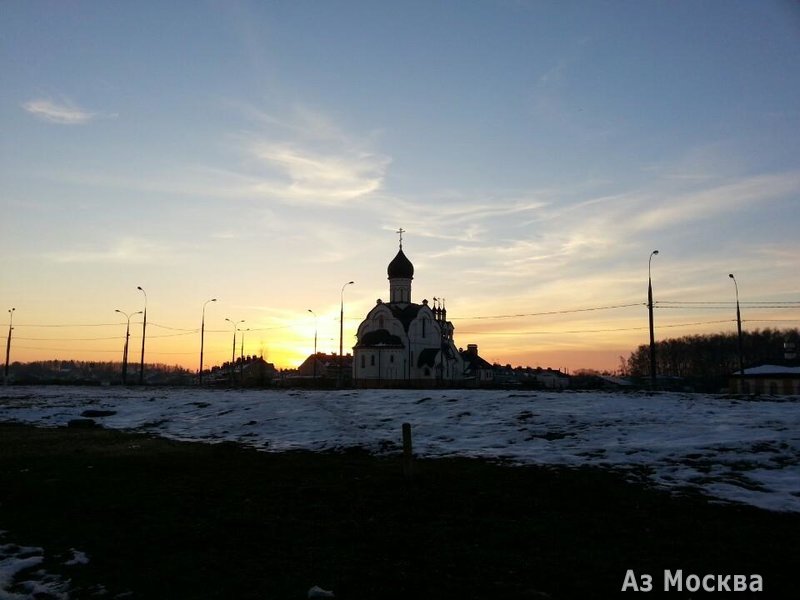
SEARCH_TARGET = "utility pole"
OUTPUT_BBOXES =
[4,308,15,386]
[137,286,147,384]
[648,250,659,390]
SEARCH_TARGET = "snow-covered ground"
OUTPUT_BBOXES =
[1,386,798,513]
[0,530,90,600]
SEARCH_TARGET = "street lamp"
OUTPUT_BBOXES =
[116,309,142,385]
[199,298,217,385]
[137,286,147,385]
[225,318,245,386]
[729,274,745,379]
[308,309,317,378]
[240,327,250,386]
[4,308,14,386]
[648,250,659,389]
[339,281,354,386]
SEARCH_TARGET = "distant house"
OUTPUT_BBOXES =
[207,356,277,387]
[729,365,800,395]
[240,357,278,386]
[460,344,494,385]
[530,367,570,390]
[297,352,353,379]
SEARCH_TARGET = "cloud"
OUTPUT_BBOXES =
[629,171,800,233]
[45,237,184,265]
[221,103,391,206]
[248,141,389,204]
[26,102,385,207]
[375,163,800,322]
[22,98,107,125]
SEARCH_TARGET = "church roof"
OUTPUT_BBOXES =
[387,247,414,279]
[417,348,439,367]
[387,303,422,332]
[354,329,405,349]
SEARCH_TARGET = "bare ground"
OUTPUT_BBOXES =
[0,423,797,599]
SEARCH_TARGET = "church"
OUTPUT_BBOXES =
[352,233,465,386]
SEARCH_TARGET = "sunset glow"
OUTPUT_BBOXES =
[2,2,799,373]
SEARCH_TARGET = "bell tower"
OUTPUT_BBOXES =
[387,228,414,305]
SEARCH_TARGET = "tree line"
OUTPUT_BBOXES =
[7,360,193,385]
[625,327,799,391]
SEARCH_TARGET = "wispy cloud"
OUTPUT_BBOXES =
[223,104,391,206]
[26,103,386,206]
[45,237,184,265]
[248,141,389,204]
[378,163,800,321]
[22,98,114,125]
[629,171,800,233]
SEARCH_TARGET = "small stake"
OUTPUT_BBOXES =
[402,422,413,481]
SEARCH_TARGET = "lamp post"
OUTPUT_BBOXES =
[137,286,147,385]
[225,318,244,386]
[116,309,142,385]
[648,250,659,389]
[240,327,249,386]
[308,309,317,378]
[199,298,217,385]
[4,308,14,386]
[729,274,745,380]
[339,281,354,386]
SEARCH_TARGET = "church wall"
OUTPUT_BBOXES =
[353,347,407,381]
[406,307,440,380]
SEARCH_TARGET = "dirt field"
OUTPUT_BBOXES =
[0,423,797,599]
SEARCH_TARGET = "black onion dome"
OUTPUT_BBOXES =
[387,247,414,279]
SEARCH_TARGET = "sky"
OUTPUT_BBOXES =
[2,0,799,373]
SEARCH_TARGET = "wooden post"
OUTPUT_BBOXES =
[402,422,413,481]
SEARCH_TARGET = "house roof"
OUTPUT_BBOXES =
[735,364,800,376]
[460,350,493,370]
[354,329,405,349]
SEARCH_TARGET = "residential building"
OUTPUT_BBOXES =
[729,365,800,395]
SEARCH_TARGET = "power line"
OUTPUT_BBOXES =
[148,322,198,332]
[745,319,800,323]
[11,345,121,353]
[11,330,198,342]
[451,302,645,320]
[655,305,799,310]
[458,319,737,336]
[657,300,800,305]
[14,336,121,341]
[5,322,122,328]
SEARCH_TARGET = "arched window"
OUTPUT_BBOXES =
[422,318,426,338]
[378,315,385,328]
[370,354,375,366]
[360,355,365,369]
